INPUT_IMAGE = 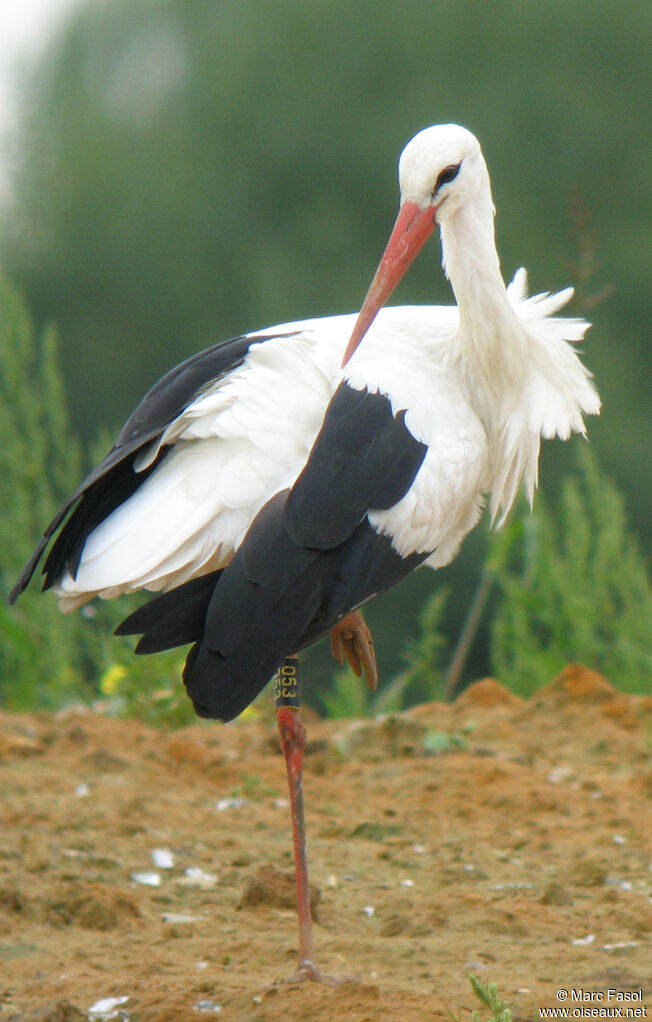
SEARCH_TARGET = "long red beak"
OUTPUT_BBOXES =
[341,200,437,366]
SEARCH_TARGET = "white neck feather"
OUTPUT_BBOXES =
[439,182,536,522]
[439,183,529,432]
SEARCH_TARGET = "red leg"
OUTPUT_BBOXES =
[276,705,357,986]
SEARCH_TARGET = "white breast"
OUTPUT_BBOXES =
[358,360,488,567]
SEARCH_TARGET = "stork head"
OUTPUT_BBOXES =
[342,124,490,365]
[398,123,488,221]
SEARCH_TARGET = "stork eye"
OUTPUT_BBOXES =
[434,162,461,194]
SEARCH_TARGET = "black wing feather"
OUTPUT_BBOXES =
[9,331,291,602]
[115,570,222,653]
[115,333,257,446]
[285,382,427,549]
[41,449,167,588]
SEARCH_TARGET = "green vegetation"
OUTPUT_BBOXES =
[446,974,513,1022]
[405,444,652,702]
[489,448,652,695]
[0,275,195,721]
[0,274,92,709]
[322,666,374,721]
[468,975,513,1022]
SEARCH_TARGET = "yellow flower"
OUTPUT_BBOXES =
[100,664,127,695]
[239,704,259,720]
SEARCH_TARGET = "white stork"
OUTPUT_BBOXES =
[11,123,600,983]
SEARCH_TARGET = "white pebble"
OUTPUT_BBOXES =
[130,871,161,887]
[151,848,175,869]
[179,866,217,888]
[88,995,130,1020]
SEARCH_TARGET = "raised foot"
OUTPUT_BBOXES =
[330,610,378,690]
[289,959,359,987]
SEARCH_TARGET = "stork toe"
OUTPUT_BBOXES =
[329,611,378,691]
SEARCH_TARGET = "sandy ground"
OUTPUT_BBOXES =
[0,664,651,1022]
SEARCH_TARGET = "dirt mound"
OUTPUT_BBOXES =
[1,668,650,1021]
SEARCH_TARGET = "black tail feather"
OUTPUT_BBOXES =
[115,571,221,653]
[182,493,324,721]
[180,492,430,723]
[118,482,431,723]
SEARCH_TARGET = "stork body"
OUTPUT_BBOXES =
[11,284,597,719]
[11,124,600,980]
